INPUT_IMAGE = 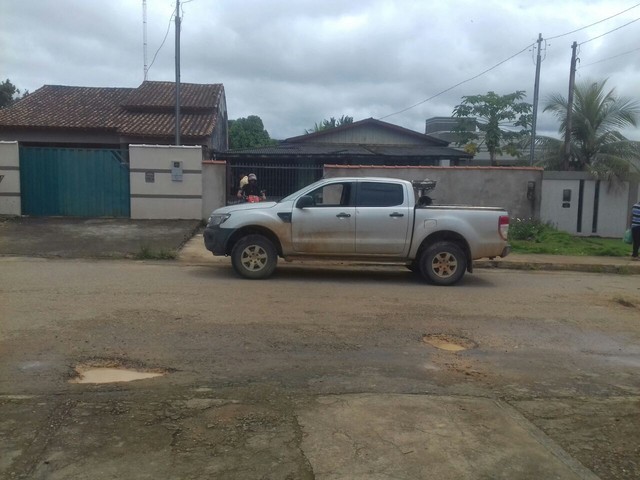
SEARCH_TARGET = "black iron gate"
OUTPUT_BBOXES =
[227,161,323,204]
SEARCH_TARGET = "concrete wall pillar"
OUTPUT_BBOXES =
[202,161,227,219]
[0,141,21,215]
[130,145,203,219]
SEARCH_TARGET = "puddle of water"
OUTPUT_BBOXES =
[422,334,476,352]
[69,367,164,384]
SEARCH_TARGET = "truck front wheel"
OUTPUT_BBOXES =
[419,241,467,286]
[231,234,278,280]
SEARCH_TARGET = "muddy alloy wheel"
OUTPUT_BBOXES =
[231,234,278,279]
[419,241,467,286]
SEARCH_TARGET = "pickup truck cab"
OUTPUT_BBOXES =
[204,177,510,285]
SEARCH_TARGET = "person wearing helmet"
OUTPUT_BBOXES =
[237,173,266,201]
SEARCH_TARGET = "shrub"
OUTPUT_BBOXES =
[509,218,553,242]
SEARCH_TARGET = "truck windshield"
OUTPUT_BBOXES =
[278,178,327,203]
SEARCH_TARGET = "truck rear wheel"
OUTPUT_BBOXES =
[231,234,278,279]
[419,241,467,286]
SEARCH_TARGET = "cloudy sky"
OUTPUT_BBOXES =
[2,0,639,140]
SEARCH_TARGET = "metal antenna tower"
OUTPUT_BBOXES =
[143,0,148,81]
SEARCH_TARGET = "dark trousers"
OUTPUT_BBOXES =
[633,226,640,257]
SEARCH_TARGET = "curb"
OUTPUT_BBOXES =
[475,260,640,275]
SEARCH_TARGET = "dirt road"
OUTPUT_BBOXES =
[1,257,639,479]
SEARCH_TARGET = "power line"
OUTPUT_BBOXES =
[378,42,534,120]
[579,46,640,68]
[147,6,177,75]
[377,4,640,120]
[547,2,640,40]
[579,17,640,45]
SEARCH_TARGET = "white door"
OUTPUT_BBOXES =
[355,181,410,255]
[291,182,356,254]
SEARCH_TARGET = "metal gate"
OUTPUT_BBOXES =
[227,161,323,204]
[20,146,130,217]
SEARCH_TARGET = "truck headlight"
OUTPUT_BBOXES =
[207,214,231,227]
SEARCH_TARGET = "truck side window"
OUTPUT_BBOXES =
[307,183,352,207]
[357,182,403,207]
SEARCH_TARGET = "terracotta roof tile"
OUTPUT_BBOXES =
[0,81,223,139]
[0,85,130,130]
[123,81,223,111]
[119,112,217,138]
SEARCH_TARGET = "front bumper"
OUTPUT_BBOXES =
[203,226,234,256]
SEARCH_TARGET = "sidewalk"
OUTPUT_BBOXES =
[179,233,640,274]
[475,253,640,274]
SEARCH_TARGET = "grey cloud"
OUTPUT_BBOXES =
[1,0,638,140]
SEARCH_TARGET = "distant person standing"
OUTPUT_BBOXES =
[631,199,640,260]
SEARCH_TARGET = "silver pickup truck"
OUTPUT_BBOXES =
[204,177,510,285]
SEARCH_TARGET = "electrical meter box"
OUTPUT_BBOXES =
[171,161,183,182]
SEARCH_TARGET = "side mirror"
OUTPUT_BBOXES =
[296,195,314,209]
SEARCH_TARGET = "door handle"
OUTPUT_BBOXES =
[336,212,351,218]
[389,212,404,217]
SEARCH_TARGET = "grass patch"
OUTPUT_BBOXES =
[510,219,631,257]
[135,245,177,260]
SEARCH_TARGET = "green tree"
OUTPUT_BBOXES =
[540,79,640,181]
[228,115,276,150]
[0,79,28,108]
[305,115,353,134]
[452,91,532,166]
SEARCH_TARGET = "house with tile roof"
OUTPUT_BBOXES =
[0,81,228,152]
[0,81,227,218]
[218,117,472,200]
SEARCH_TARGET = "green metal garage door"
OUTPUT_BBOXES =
[19,146,130,217]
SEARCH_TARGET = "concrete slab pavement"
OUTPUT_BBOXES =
[2,392,600,479]
[0,217,201,258]
[298,394,597,480]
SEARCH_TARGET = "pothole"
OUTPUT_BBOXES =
[69,362,166,384]
[422,334,477,352]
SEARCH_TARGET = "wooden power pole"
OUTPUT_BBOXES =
[563,41,578,170]
[529,33,543,166]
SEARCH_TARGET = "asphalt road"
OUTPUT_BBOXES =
[1,257,639,479]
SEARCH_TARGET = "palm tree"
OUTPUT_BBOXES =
[305,115,354,134]
[539,79,640,181]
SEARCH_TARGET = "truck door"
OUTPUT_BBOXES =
[291,181,356,254]
[355,181,410,255]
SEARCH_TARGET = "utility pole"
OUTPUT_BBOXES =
[175,0,181,146]
[529,33,543,166]
[563,41,578,170]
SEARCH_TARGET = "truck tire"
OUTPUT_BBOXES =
[231,234,278,280]
[419,241,467,286]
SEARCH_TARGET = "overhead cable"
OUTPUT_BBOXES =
[579,46,640,67]
[579,17,640,45]
[378,4,640,119]
[147,6,177,74]
[547,2,640,40]
[378,43,534,119]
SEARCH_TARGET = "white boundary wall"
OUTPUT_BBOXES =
[0,141,21,215]
[540,171,639,237]
[130,145,203,219]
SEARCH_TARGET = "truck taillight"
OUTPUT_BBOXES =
[499,215,509,240]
